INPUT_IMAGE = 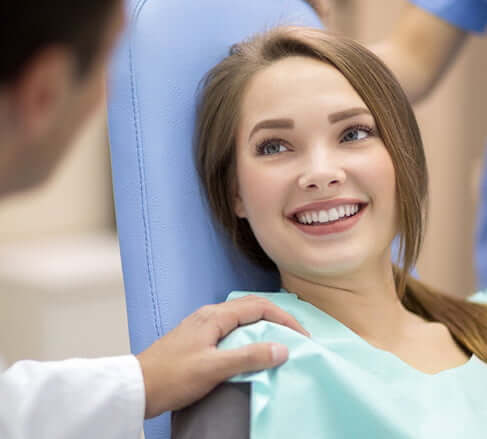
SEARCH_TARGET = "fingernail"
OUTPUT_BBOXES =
[271,344,288,364]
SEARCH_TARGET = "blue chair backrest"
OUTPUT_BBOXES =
[476,150,487,290]
[107,1,322,437]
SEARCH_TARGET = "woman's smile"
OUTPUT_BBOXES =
[288,202,368,237]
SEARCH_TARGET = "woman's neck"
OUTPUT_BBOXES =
[280,263,422,348]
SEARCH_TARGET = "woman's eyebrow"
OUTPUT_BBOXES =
[328,107,371,123]
[248,107,370,141]
[248,118,294,141]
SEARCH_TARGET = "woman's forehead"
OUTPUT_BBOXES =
[238,57,368,133]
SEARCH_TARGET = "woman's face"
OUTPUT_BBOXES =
[234,56,397,280]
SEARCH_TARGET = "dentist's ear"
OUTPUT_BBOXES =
[11,46,74,143]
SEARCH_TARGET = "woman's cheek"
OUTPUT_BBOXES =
[356,147,395,191]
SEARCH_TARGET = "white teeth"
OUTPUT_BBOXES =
[329,208,339,221]
[295,203,361,225]
[319,210,329,222]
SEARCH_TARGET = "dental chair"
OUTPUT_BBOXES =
[107,1,322,438]
[476,150,487,290]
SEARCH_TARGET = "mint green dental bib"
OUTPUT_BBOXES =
[218,290,487,438]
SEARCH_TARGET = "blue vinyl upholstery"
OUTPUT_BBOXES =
[107,1,322,437]
[476,151,487,289]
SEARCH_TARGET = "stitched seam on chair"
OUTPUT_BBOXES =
[129,0,163,338]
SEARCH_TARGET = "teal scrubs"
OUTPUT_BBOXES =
[410,0,487,33]
[218,290,487,438]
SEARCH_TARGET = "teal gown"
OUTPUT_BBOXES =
[218,289,487,438]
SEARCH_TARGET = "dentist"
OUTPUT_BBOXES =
[0,2,309,438]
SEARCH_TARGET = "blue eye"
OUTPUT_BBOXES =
[256,139,289,155]
[340,125,374,143]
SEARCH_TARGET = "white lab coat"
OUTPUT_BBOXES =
[0,355,145,438]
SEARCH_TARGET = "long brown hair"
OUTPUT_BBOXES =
[195,26,487,361]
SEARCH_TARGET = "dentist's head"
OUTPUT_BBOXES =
[0,1,124,197]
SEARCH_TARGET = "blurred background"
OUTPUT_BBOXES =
[1,0,486,367]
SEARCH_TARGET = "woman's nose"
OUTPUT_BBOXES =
[297,155,346,192]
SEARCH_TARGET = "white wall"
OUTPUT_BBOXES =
[0,103,131,366]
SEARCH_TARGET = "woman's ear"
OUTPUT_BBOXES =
[234,192,247,218]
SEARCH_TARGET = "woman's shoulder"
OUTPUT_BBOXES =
[222,290,306,347]
[218,290,315,382]
[218,290,307,352]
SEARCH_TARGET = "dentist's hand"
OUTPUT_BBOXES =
[136,294,310,418]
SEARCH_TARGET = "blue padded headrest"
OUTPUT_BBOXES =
[107,1,322,437]
[476,151,487,289]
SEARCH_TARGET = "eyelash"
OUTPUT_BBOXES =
[255,124,376,155]
[340,124,376,143]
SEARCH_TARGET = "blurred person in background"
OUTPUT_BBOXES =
[0,2,311,437]
[370,1,487,289]
[309,0,487,289]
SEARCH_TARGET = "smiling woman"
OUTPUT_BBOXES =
[232,55,397,280]
[173,26,487,438]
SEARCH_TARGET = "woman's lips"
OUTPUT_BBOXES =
[289,204,367,236]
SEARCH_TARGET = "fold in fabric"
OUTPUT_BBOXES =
[218,291,487,438]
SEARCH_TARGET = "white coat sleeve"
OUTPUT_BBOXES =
[0,355,145,439]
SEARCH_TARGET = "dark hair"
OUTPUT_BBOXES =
[0,1,120,84]
[196,26,487,361]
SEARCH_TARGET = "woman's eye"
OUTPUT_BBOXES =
[256,139,289,155]
[340,126,373,143]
